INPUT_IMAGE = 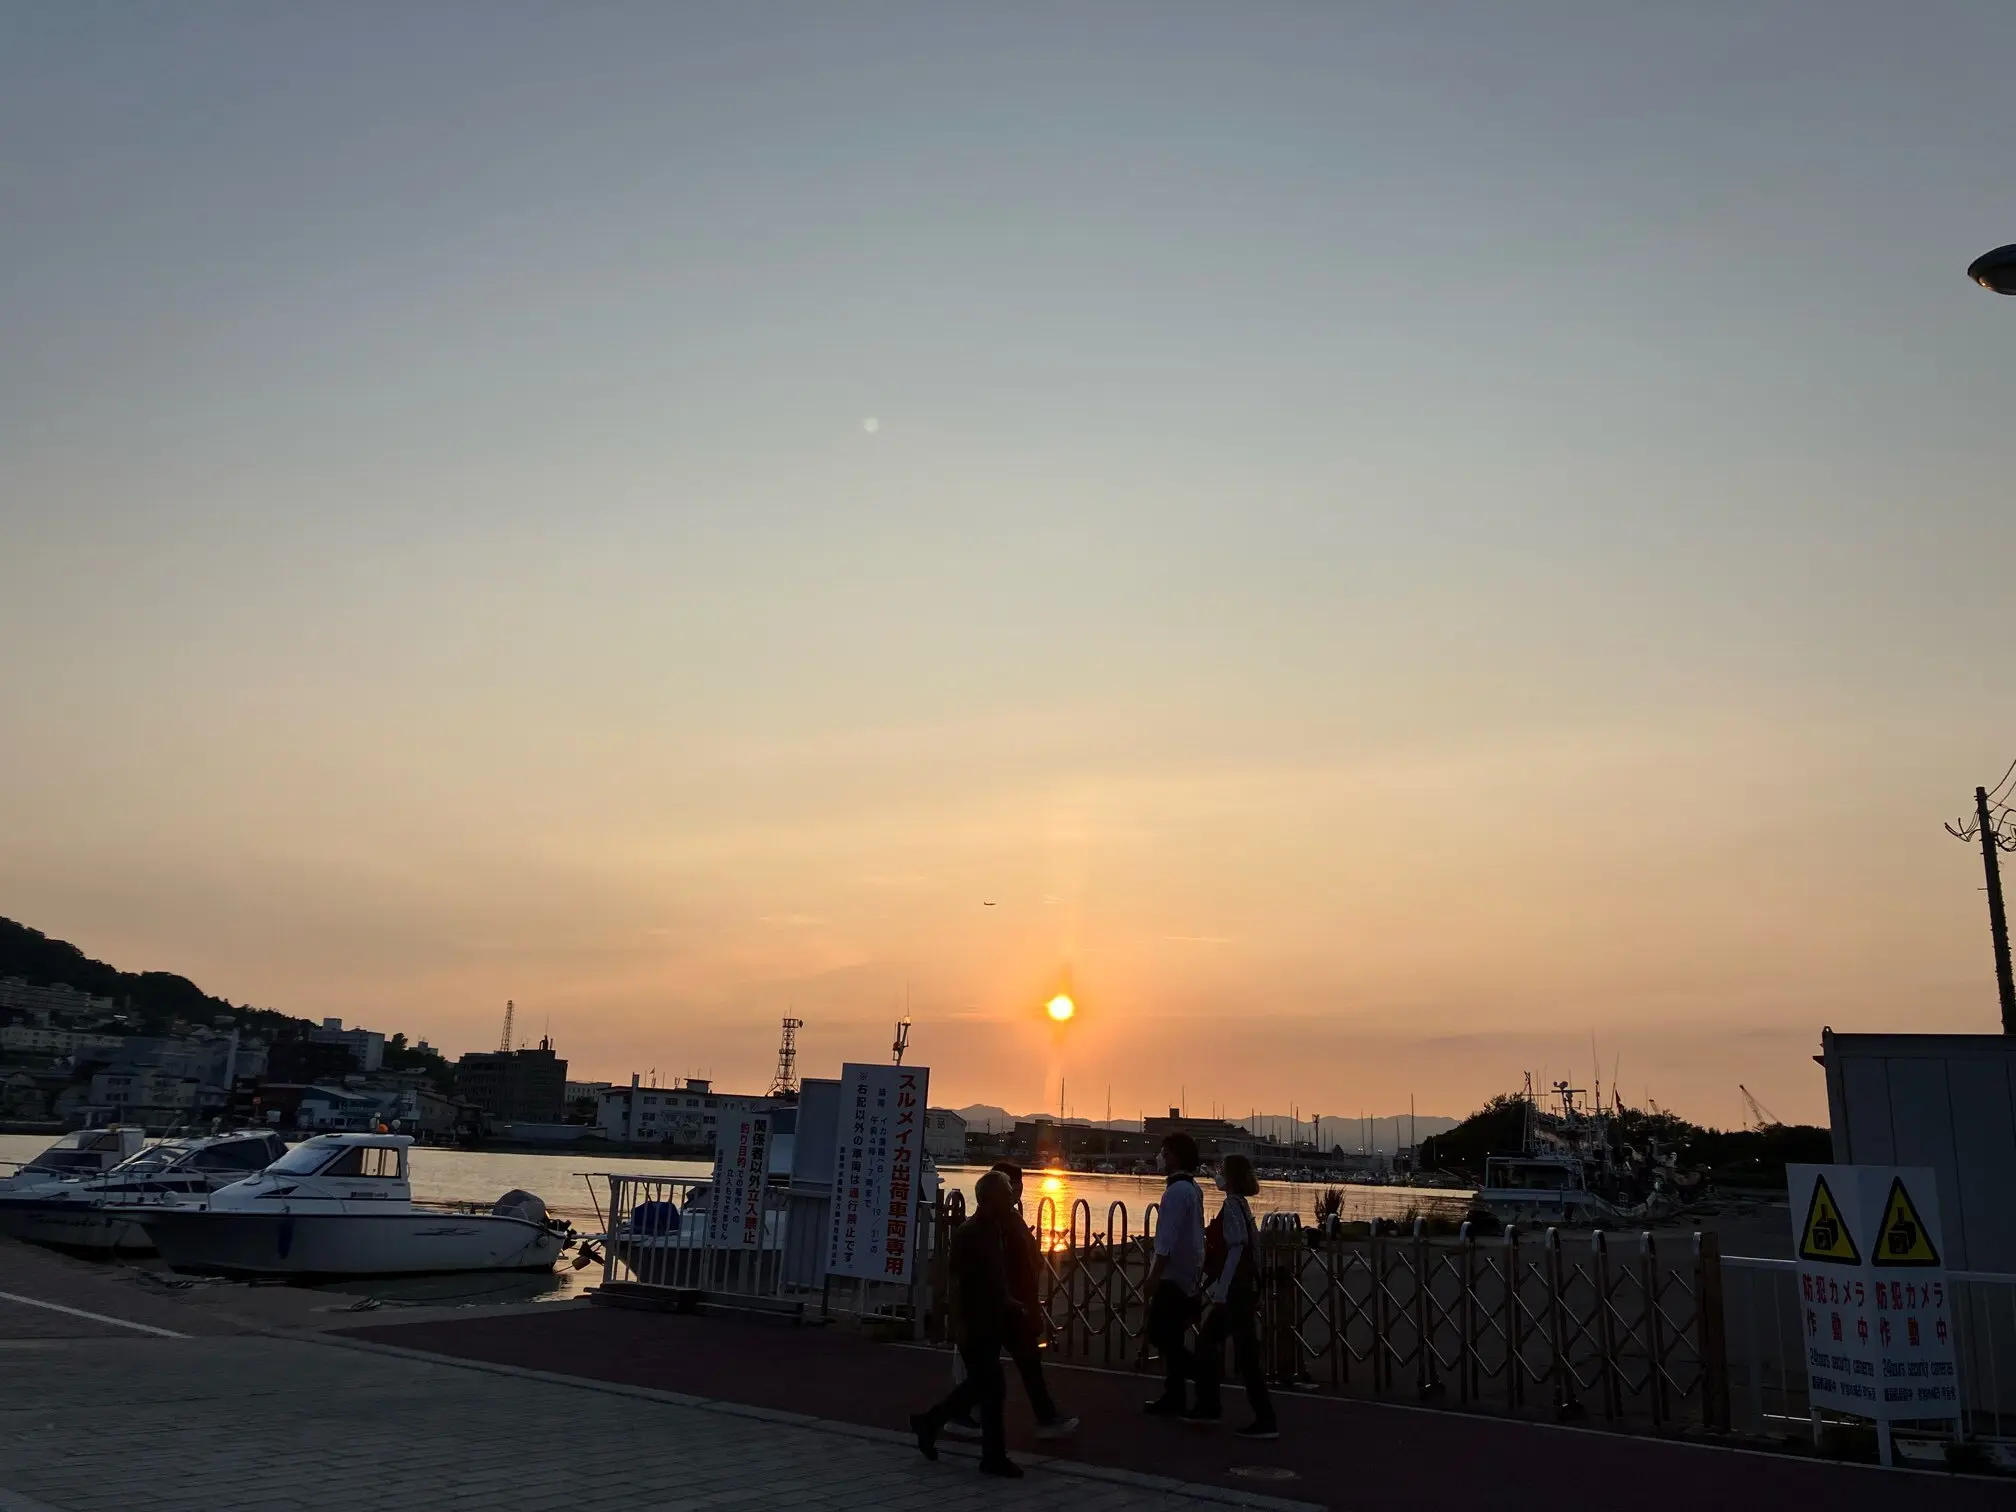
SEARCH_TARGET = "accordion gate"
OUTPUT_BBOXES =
[1008,1201,1730,1432]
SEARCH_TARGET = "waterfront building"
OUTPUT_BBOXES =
[456,1040,568,1123]
[595,1074,779,1149]
[923,1107,967,1164]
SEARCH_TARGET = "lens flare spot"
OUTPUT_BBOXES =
[1047,995,1075,1022]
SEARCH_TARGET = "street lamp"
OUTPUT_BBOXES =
[1967,243,2016,294]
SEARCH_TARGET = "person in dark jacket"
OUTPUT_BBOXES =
[912,1169,1024,1477]
[941,1162,1079,1441]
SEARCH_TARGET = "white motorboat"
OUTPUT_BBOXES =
[123,1132,570,1279]
[0,1130,287,1255]
[0,1127,147,1193]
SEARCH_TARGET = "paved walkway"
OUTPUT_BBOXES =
[0,1332,1308,1512]
[354,1306,2015,1511]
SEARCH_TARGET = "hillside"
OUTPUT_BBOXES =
[0,916,306,1038]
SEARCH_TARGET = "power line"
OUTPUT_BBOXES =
[1991,755,2016,804]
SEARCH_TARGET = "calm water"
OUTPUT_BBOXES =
[0,1135,1474,1305]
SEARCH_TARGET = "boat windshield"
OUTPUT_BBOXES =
[107,1144,195,1175]
[25,1150,109,1173]
[25,1129,128,1170]
[267,1142,343,1176]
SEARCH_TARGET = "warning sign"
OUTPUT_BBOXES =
[1787,1165,1957,1424]
[1871,1177,1940,1268]
[1798,1175,1861,1265]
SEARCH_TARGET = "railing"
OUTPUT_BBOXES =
[595,1173,953,1328]
[1722,1255,2016,1444]
[1020,1202,1729,1431]
[598,1175,793,1299]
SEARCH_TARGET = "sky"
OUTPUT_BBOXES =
[3,4,2013,1130]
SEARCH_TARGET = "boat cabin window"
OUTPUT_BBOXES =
[321,1145,403,1178]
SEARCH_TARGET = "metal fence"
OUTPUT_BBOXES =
[1721,1255,2016,1444]
[1024,1199,1728,1430]
[595,1174,951,1326]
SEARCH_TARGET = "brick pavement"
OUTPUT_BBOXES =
[0,1334,1314,1512]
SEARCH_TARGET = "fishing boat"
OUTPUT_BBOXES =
[122,1132,570,1279]
[1474,1078,1685,1228]
[0,1129,286,1255]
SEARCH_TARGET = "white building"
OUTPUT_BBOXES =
[307,1017,385,1072]
[596,1075,778,1147]
[85,1068,205,1121]
[0,1026,127,1057]
[296,1085,386,1131]
[924,1108,968,1165]
[0,978,117,1022]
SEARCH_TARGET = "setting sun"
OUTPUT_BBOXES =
[1046,994,1075,1023]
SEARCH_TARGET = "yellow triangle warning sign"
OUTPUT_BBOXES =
[1798,1175,1861,1265]
[1871,1177,1940,1268]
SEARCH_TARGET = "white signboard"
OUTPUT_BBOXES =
[824,1062,930,1283]
[1788,1164,1958,1423]
[708,1112,771,1251]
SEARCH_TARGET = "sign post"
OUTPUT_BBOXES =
[1787,1164,1959,1464]
[824,1061,931,1285]
[709,1111,772,1252]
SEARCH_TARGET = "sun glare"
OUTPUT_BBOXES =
[1046,994,1075,1022]
[1042,1176,1063,1194]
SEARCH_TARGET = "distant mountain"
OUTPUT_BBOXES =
[952,1101,1458,1154]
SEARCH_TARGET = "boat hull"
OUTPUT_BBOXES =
[132,1208,566,1279]
[0,1199,153,1254]
[1477,1189,1625,1228]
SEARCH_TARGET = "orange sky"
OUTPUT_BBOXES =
[4,9,2014,1133]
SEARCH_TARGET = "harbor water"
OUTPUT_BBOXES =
[1,1134,1474,1306]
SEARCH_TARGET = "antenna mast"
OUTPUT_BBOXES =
[769,1017,804,1098]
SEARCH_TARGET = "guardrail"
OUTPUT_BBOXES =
[1722,1255,2016,1444]
[1021,1202,1729,1430]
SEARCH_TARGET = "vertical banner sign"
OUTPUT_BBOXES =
[709,1112,771,1250]
[1787,1165,1957,1423]
[824,1062,931,1282]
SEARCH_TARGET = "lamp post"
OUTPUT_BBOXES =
[1967,244,2016,294]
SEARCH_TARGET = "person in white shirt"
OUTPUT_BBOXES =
[1185,1153,1278,1438]
[1141,1132,1206,1415]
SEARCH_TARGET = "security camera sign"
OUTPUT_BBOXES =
[1787,1165,1957,1422]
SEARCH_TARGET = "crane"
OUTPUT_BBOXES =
[1738,1084,1781,1132]
[891,1017,911,1066]
[498,999,515,1054]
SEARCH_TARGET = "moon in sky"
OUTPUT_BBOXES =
[1047,994,1075,1023]
[862,417,880,434]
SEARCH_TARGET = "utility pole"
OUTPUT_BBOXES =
[1948,783,2016,1033]
[1978,786,2016,1033]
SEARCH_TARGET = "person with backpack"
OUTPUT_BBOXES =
[1141,1132,1206,1415]
[941,1161,1079,1442]
[1184,1152,1278,1438]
